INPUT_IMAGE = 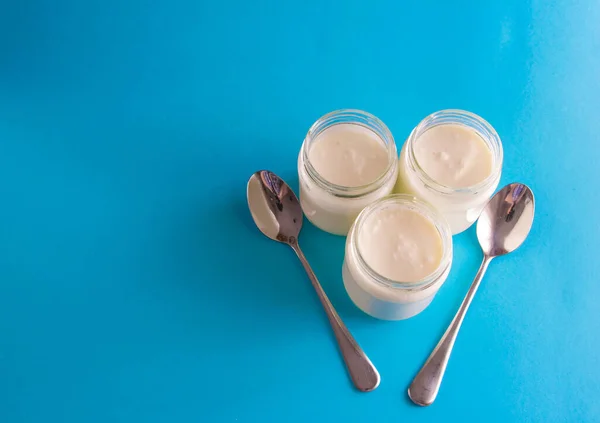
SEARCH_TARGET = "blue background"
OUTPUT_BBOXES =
[0,0,598,422]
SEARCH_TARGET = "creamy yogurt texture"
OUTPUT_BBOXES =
[308,123,389,187]
[358,207,443,282]
[342,196,452,320]
[414,124,493,188]
[298,113,397,236]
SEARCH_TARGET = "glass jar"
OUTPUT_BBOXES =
[298,109,398,235]
[342,195,452,320]
[395,110,503,234]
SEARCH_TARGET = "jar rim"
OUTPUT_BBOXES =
[302,109,398,198]
[349,194,453,291]
[406,109,503,195]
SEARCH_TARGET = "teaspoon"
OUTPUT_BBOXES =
[408,183,535,406]
[247,170,380,392]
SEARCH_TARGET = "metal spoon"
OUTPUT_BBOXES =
[408,183,535,406]
[247,170,380,392]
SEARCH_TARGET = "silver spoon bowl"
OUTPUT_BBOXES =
[247,170,380,392]
[408,182,535,406]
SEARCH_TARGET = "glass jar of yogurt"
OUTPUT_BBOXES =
[343,195,452,320]
[298,109,398,235]
[395,110,503,234]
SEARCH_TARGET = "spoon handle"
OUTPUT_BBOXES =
[290,241,380,392]
[408,255,493,406]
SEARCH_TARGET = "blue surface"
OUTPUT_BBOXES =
[0,0,598,422]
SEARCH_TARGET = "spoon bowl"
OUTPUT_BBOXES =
[247,170,302,243]
[247,170,380,392]
[408,183,535,406]
[477,183,535,257]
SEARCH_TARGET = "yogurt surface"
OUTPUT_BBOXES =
[357,206,443,282]
[308,123,389,187]
[414,123,493,188]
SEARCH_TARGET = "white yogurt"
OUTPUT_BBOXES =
[358,207,443,282]
[414,124,493,189]
[308,124,389,187]
[298,110,397,235]
[343,195,452,320]
[395,110,503,234]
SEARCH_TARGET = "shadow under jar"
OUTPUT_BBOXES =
[343,195,453,320]
[298,109,398,235]
[395,110,503,235]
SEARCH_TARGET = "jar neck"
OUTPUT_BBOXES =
[405,109,503,196]
[349,195,453,291]
[302,109,397,198]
